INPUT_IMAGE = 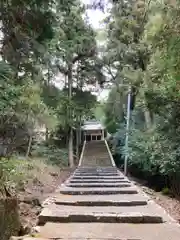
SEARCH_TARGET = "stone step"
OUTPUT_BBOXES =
[75,167,117,171]
[81,164,113,167]
[37,222,180,240]
[74,173,119,176]
[14,238,47,240]
[19,238,143,240]
[38,205,163,225]
[76,171,118,174]
[39,212,163,225]
[74,170,117,173]
[69,179,130,183]
[76,167,117,169]
[59,187,138,195]
[73,173,119,176]
[65,183,131,188]
[74,172,119,175]
[77,167,117,170]
[54,195,148,206]
[75,169,119,172]
[55,199,147,206]
[83,155,109,157]
[81,165,113,167]
[74,171,118,174]
[72,176,125,180]
[81,159,111,161]
[53,193,148,204]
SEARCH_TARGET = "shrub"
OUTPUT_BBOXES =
[112,123,180,194]
[32,143,68,167]
[0,157,28,194]
[161,187,171,196]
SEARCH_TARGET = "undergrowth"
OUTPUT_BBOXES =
[0,156,65,195]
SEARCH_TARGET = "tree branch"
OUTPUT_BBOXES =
[57,48,96,75]
[104,65,117,82]
[72,48,95,64]
[57,65,68,75]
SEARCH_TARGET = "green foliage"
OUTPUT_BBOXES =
[161,187,171,196]
[50,0,99,166]
[103,0,180,195]
[32,143,68,167]
[0,0,55,70]
[0,0,99,163]
[104,85,126,133]
[0,157,32,193]
[93,102,105,122]
[0,61,57,156]
[128,129,163,175]
[55,88,97,129]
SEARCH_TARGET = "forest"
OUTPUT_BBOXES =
[103,0,180,196]
[1,0,180,198]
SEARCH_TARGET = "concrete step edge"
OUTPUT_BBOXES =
[38,212,163,225]
[54,200,148,206]
[66,184,132,188]
[69,180,130,183]
[59,188,138,195]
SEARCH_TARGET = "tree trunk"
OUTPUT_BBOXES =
[76,128,79,160]
[143,93,153,130]
[76,128,79,165]
[46,127,49,141]
[0,197,21,240]
[68,63,74,167]
[26,135,32,158]
[76,122,82,162]
[76,64,82,164]
[144,107,152,130]
[68,127,74,167]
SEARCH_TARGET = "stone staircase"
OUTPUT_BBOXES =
[21,140,180,240]
[80,141,113,166]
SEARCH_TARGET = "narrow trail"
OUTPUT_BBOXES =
[19,140,180,240]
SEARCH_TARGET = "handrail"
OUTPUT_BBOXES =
[78,140,86,166]
[105,139,116,167]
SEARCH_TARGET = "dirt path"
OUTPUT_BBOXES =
[141,185,180,223]
[128,176,180,223]
[18,167,72,234]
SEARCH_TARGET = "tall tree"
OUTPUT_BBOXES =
[0,0,57,156]
[54,0,99,166]
[102,0,180,194]
[103,0,153,130]
[0,0,55,75]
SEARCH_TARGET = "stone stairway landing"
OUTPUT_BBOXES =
[33,223,180,240]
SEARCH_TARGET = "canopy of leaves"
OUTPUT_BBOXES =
[0,0,99,160]
[103,0,180,194]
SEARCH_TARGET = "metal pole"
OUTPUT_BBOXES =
[124,86,131,176]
